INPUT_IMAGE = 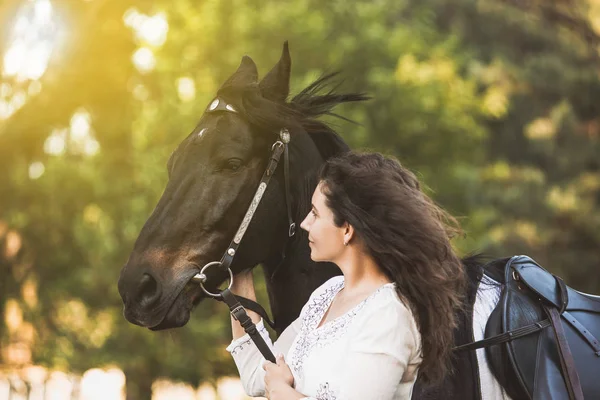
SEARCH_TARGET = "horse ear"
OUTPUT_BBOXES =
[259,41,291,103]
[221,56,259,88]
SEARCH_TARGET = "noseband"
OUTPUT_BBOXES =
[190,98,296,362]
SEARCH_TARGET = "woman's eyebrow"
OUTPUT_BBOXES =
[311,204,319,214]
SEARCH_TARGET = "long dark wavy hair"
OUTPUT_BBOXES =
[319,151,467,384]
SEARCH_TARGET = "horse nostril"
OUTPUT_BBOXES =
[136,273,161,308]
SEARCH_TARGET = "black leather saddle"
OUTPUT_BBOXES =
[456,255,600,400]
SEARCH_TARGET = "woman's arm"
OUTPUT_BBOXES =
[227,270,303,397]
[230,270,261,340]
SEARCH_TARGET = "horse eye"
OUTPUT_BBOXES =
[224,158,242,171]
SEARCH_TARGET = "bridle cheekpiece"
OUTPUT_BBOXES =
[191,98,295,298]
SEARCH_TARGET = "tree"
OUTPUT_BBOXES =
[1,0,599,397]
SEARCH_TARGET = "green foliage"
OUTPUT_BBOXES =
[1,0,599,395]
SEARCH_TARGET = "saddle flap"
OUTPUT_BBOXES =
[511,257,561,309]
[512,256,600,313]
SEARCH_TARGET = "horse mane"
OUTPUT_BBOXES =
[289,72,369,160]
[231,72,368,161]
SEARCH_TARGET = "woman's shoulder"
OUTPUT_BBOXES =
[361,284,415,324]
[297,275,344,318]
[309,275,344,299]
[352,285,421,356]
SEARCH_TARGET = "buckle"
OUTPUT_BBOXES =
[230,305,246,321]
[512,270,520,281]
[289,223,296,237]
[271,140,284,151]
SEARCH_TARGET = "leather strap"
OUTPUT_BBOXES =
[218,132,295,279]
[283,142,295,237]
[220,142,285,271]
[563,311,600,355]
[221,289,276,363]
[217,293,276,329]
[454,319,551,352]
[546,305,584,400]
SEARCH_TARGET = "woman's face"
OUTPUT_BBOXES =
[300,182,346,262]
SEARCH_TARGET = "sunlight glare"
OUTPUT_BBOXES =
[153,380,196,400]
[69,110,100,156]
[70,110,91,139]
[132,47,156,73]
[217,377,255,400]
[0,100,16,120]
[28,162,45,179]
[43,111,100,157]
[5,299,23,332]
[10,91,27,110]
[2,0,63,81]
[44,128,67,156]
[197,383,218,400]
[83,139,100,156]
[80,368,125,400]
[24,366,46,384]
[177,77,196,102]
[46,371,73,400]
[123,9,169,47]
[0,378,8,400]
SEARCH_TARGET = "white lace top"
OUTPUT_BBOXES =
[226,276,422,399]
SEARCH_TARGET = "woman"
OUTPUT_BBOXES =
[226,151,467,399]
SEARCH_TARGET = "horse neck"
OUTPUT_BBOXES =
[262,240,340,335]
[261,132,343,335]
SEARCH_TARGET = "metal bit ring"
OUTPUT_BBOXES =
[192,261,234,298]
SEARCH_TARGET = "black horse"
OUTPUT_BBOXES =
[117,42,367,332]
[118,43,483,399]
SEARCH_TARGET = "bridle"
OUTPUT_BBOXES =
[190,97,296,362]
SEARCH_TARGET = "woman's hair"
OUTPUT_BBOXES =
[318,151,466,384]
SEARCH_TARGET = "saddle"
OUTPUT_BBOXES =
[456,255,600,400]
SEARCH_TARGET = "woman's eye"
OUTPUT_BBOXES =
[311,210,317,217]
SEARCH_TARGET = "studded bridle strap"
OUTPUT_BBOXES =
[193,98,296,333]
[220,132,295,270]
[200,98,295,271]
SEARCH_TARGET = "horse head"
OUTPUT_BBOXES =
[118,43,365,332]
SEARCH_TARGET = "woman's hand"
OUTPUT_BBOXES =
[263,354,297,399]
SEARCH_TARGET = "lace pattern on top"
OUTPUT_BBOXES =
[229,322,269,355]
[315,382,338,400]
[290,279,392,378]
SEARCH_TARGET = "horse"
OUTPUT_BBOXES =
[117,43,486,399]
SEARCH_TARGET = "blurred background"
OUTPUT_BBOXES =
[1,0,599,398]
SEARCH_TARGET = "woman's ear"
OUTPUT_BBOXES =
[343,222,354,246]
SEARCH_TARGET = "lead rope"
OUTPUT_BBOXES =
[222,288,276,363]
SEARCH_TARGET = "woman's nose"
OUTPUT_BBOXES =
[300,213,311,232]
